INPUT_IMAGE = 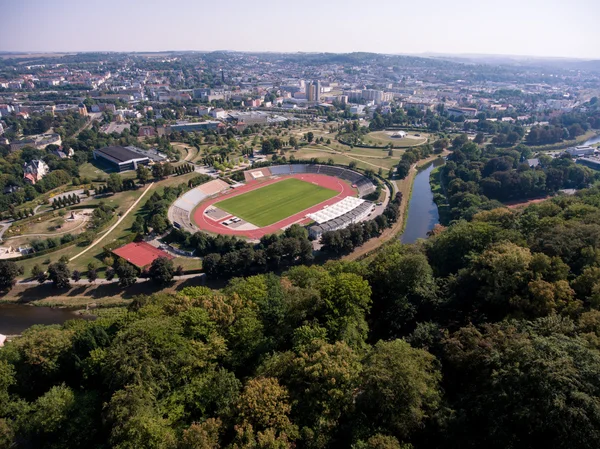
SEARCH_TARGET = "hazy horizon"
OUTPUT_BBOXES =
[3,0,599,59]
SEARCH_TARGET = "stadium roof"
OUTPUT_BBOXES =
[307,196,365,224]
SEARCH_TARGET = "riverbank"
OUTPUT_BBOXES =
[344,152,448,261]
[526,130,599,152]
[0,275,208,309]
[430,165,452,225]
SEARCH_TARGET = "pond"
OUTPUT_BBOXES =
[0,303,91,335]
[400,158,445,244]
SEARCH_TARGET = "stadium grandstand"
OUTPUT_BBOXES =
[266,164,376,197]
[169,179,230,232]
[308,201,373,239]
[307,196,366,224]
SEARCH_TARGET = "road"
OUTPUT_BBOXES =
[69,182,155,262]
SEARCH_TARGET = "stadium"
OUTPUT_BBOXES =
[168,164,380,240]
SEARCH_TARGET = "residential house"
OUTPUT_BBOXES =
[23,160,49,185]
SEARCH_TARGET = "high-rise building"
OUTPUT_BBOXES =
[314,80,321,102]
[306,82,315,101]
[362,89,384,104]
[305,80,321,102]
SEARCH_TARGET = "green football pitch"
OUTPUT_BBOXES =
[215,178,338,227]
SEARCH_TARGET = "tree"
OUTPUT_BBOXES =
[0,260,23,290]
[131,215,146,234]
[137,165,151,184]
[31,264,42,279]
[236,377,296,437]
[149,256,175,286]
[107,173,123,193]
[71,270,81,282]
[357,339,442,439]
[36,271,48,284]
[87,269,98,284]
[148,214,169,234]
[47,262,71,289]
[105,267,116,281]
[152,164,165,179]
[116,263,138,288]
[180,419,222,449]
[261,140,274,154]
[307,132,314,143]
[262,339,362,445]
[442,321,600,449]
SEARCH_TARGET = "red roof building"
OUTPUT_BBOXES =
[112,241,174,268]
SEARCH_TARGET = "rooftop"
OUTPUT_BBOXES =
[112,242,173,268]
[94,145,150,163]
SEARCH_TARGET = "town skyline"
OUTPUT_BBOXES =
[3,0,599,59]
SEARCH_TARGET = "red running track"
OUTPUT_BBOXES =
[193,174,356,239]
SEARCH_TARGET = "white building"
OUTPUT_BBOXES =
[566,146,595,157]
[23,159,49,185]
[210,108,226,119]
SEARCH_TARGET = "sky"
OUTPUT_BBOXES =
[2,0,600,59]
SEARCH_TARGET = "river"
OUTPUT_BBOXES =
[584,134,600,146]
[400,158,445,244]
[0,304,91,335]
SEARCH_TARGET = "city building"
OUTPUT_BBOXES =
[93,146,151,172]
[10,133,62,151]
[447,107,478,117]
[210,108,226,119]
[138,126,157,137]
[50,147,74,159]
[566,146,595,157]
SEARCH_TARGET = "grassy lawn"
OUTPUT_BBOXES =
[15,173,199,279]
[79,161,137,181]
[286,147,398,172]
[215,178,337,227]
[364,131,429,147]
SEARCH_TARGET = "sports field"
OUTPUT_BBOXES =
[215,178,338,227]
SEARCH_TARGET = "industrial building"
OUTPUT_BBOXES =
[93,146,151,172]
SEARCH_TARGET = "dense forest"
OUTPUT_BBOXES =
[435,137,597,223]
[5,183,600,447]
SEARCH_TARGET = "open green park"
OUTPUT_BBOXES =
[15,171,202,279]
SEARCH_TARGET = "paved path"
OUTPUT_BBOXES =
[70,182,155,262]
[0,222,11,241]
[17,272,205,286]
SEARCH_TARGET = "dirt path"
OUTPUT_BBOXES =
[343,152,448,261]
[69,182,155,262]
